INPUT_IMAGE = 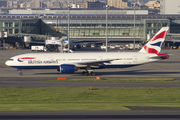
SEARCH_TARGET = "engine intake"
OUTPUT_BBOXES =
[59,64,77,74]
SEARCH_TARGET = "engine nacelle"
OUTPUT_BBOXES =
[59,64,76,74]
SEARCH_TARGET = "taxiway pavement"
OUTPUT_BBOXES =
[1,111,180,120]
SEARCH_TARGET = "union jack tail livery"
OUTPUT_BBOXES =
[139,27,169,54]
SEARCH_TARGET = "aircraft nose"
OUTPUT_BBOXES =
[5,60,13,66]
[5,61,9,66]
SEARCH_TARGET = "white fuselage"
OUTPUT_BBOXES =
[5,52,158,70]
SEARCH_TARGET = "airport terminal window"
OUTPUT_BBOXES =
[29,23,34,26]
[9,23,13,27]
[102,24,106,27]
[15,23,19,27]
[154,29,157,33]
[85,29,90,36]
[147,29,150,34]
[111,24,116,27]
[158,23,161,27]
[80,30,85,36]
[86,24,91,26]
[92,24,97,26]
[99,29,105,36]
[59,24,66,26]
[5,22,8,27]
[15,29,19,33]
[147,23,151,27]
[151,29,154,33]
[122,24,126,27]
[9,29,12,34]
[154,23,156,27]
[162,23,168,27]
[116,24,121,27]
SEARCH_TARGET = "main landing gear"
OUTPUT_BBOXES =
[82,71,95,76]
[82,67,95,76]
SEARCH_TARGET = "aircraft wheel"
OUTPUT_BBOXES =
[19,72,23,76]
[84,72,88,76]
[87,72,90,76]
[82,71,86,75]
[91,72,95,76]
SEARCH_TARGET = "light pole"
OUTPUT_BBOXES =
[67,5,71,53]
[133,4,136,50]
[106,5,109,53]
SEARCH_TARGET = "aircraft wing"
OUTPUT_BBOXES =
[75,59,119,66]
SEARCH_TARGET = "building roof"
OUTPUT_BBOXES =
[0,14,180,20]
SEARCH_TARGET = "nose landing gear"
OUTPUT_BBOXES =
[17,68,23,76]
[19,71,23,76]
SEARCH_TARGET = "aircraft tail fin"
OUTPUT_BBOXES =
[139,27,169,54]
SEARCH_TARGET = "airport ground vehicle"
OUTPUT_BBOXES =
[110,44,115,49]
[31,46,46,52]
[100,45,107,49]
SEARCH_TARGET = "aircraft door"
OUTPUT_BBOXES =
[133,56,137,63]
[99,56,103,60]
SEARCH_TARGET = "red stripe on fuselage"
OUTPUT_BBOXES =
[18,57,35,60]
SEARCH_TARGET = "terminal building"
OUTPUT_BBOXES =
[0,8,180,49]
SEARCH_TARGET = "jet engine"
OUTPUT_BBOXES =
[59,64,77,74]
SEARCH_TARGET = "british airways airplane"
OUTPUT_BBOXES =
[5,27,169,76]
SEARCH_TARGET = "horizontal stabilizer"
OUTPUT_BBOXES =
[148,54,170,59]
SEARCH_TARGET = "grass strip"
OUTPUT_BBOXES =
[43,78,178,83]
[1,87,180,111]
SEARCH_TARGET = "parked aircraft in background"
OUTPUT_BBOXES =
[26,36,111,52]
[5,27,169,76]
[61,37,111,49]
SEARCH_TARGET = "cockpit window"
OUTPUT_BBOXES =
[8,59,14,61]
